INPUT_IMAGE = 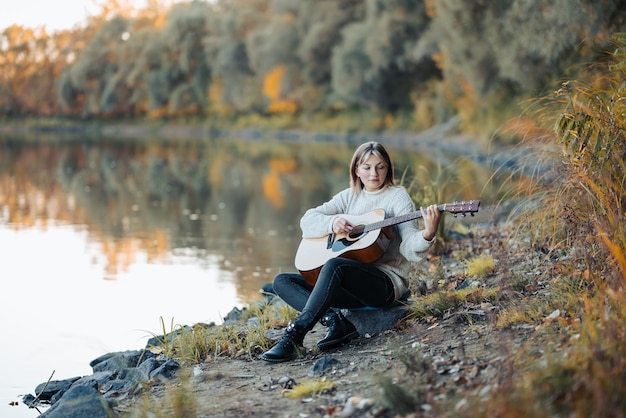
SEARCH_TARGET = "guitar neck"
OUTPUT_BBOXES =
[364,204,446,232]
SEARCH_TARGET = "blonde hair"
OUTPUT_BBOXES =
[349,141,395,192]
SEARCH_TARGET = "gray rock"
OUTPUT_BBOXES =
[39,385,110,418]
[33,377,81,402]
[342,305,409,336]
[136,357,162,378]
[149,358,179,380]
[71,370,116,390]
[310,356,341,376]
[90,350,148,373]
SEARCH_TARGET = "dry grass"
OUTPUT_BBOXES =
[146,300,298,366]
[464,32,626,418]
[466,253,496,278]
[282,379,337,399]
[124,371,198,418]
[407,286,499,319]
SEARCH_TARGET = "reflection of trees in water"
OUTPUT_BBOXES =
[0,137,500,302]
[0,138,353,300]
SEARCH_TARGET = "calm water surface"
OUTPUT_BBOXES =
[0,134,494,417]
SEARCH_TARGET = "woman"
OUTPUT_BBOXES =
[262,141,441,363]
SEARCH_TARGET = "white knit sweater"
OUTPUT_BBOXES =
[299,185,434,300]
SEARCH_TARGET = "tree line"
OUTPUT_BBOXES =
[1,0,625,134]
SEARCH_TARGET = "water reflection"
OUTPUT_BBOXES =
[2,136,492,301]
[1,138,337,299]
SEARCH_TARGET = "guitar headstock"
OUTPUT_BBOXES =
[441,200,480,217]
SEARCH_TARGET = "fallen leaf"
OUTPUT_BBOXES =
[149,346,163,355]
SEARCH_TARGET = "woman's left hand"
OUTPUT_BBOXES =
[420,204,441,241]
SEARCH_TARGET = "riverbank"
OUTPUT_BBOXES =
[114,218,565,418]
[21,205,578,417]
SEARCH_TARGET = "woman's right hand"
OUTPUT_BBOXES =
[333,217,353,234]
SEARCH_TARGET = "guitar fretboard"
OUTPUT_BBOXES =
[363,204,447,232]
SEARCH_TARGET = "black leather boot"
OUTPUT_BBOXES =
[317,311,359,351]
[261,322,306,363]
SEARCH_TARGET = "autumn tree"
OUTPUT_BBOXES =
[0,25,68,116]
[205,0,270,114]
[3,0,626,132]
[292,0,364,112]
[330,0,437,113]
[160,1,211,115]
[425,0,626,117]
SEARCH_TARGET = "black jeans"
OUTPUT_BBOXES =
[273,257,396,331]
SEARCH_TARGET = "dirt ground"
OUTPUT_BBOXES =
[113,216,562,418]
[124,321,531,418]
[111,322,525,417]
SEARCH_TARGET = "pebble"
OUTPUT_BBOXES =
[479,384,492,397]
[547,309,561,319]
[455,398,468,411]
[335,396,374,418]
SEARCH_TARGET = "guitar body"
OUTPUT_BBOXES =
[293,200,480,286]
[295,209,393,285]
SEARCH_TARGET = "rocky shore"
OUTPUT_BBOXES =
[23,349,179,417]
[22,293,414,417]
[19,210,562,418]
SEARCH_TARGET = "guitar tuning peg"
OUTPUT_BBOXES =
[453,214,458,218]
[462,213,466,217]
[471,213,475,217]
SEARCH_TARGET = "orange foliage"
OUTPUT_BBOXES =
[98,229,170,280]
[98,226,171,281]
[267,100,298,113]
[148,106,170,119]
[150,229,169,260]
[452,75,479,124]
[263,65,284,101]
[432,50,445,71]
[262,171,284,209]
[262,157,297,209]
[152,8,168,29]
[269,159,297,172]
[424,0,438,18]
[458,76,476,98]
[500,117,555,143]
[262,65,299,114]
[101,236,139,278]
[208,80,229,116]
[209,162,223,191]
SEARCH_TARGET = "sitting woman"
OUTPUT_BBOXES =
[262,141,441,363]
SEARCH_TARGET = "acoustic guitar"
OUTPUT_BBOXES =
[294,200,480,285]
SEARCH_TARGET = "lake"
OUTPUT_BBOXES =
[0,133,497,417]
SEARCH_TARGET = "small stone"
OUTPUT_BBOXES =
[310,357,340,376]
[547,309,560,320]
[455,398,468,411]
[355,398,374,410]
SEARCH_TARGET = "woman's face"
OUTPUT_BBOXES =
[355,153,388,192]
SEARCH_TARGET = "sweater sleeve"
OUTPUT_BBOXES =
[299,189,350,238]
[392,191,435,262]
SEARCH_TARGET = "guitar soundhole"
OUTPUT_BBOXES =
[331,226,367,252]
[348,225,366,240]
